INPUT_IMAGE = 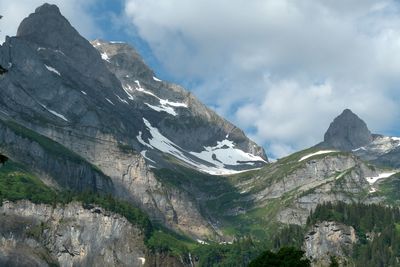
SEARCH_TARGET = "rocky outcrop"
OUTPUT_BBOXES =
[276,159,376,225]
[0,119,113,193]
[322,109,372,151]
[28,124,214,239]
[252,154,361,203]
[229,150,379,226]
[0,200,148,267]
[304,221,357,266]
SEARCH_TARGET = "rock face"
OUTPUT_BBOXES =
[0,200,148,267]
[322,109,372,151]
[0,3,267,175]
[0,3,268,238]
[229,150,378,225]
[317,109,400,168]
[275,155,377,225]
[0,119,113,193]
[90,39,267,174]
[304,221,357,266]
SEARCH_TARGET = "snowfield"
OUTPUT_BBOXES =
[299,150,337,162]
[137,118,265,175]
[365,172,397,185]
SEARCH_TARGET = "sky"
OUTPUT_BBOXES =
[1,0,400,159]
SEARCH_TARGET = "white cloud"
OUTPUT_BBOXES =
[123,0,400,158]
[0,0,100,42]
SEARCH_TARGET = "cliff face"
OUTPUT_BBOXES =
[304,221,357,267]
[227,150,378,226]
[275,155,376,225]
[0,119,113,193]
[0,200,147,267]
[31,125,214,239]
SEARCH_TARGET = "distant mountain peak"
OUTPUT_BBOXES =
[34,3,61,14]
[322,109,372,151]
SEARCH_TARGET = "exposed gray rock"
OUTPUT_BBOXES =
[27,124,215,239]
[0,3,268,238]
[253,154,360,203]
[321,109,372,151]
[372,146,400,168]
[0,200,148,267]
[0,118,113,193]
[278,162,375,225]
[304,221,357,267]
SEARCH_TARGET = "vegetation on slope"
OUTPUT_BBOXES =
[249,247,310,267]
[0,160,151,236]
[308,202,400,267]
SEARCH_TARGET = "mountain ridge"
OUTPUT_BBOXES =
[1,3,400,267]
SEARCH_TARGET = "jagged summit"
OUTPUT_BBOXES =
[35,3,61,14]
[322,109,373,151]
[91,39,155,81]
[17,3,74,43]
[13,3,120,88]
[0,3,267,177]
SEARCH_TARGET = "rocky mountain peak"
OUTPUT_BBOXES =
[323,109,372,151]
[17,3,73,45]
[91,39,155,80]
[13,3,120,88]
[34,3,61,14]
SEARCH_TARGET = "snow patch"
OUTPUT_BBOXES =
[122,85,134,100]
[159,99,188,108]
[197,239,209,245]
[153,76,162,82]
[134,80,142,88]
[355,136,400,155]
[136,131,153,149]
[138,257,145,265]
[140,150,156,163]
[92,41,102,47]
[352,147,366,152]
[44,65,61,76]
[81,91,87,95]
[365,172,396,185]
[105,98,114,105]
[366,171,397,193]
[101,52,110,62]
[299,150,337,162]
[38,47,65,56]
[145,103,177,116]
[40,104,68,122]
[115,95,128,104]
[139,118,265,175]
[190,139,267,167]
[131,80,187,115]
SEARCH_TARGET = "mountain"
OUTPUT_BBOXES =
[1,3,400,267]
[0,3,268,239]
[320,109,400,168]
[320,109,373,151]
[201,109,400,266]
